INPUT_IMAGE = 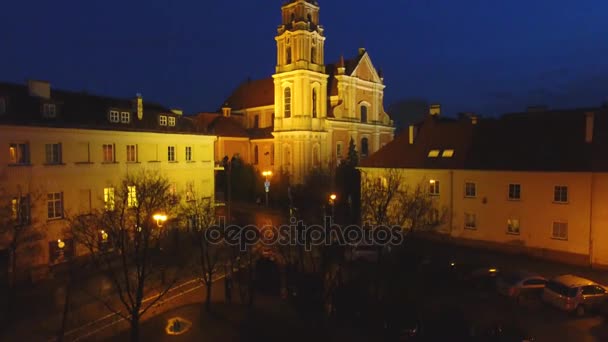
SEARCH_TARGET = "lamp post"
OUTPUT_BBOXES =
[329,193,337,220]
[153,213,168,283]
[262,170,273,207]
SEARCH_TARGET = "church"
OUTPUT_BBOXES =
[195,0,395,183]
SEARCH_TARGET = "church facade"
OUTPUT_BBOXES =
[199,0,395,183]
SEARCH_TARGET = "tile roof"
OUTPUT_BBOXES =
[248,127,274,140]
[192,113,249,138]
[0,81,203,134]
[361,107,608,172]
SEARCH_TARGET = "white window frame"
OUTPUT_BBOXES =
[185,146,192,161]
[109,110,120,123]
[554,185,568,203]
[102,144,115,163]
[552,221,568,240]
[507,218,520,235]
[104,187,115,211]
[126,144,138,163]
[429,180,440,196]
[120,112,131,123]
[168,116,176,127]
[464,182,476,198]
[508,183,521,201]
[159,115,168,126]
[47,192,63,219]
[464,212,477,230]
[45,143,62,164]
[168,146,176,162]
[9,142,29,164]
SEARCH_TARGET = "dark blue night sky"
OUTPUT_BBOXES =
[2,0,608,118]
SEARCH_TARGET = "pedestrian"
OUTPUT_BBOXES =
[225,273,233,304]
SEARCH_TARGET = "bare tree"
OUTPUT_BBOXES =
[180,195,223,312]
[70,170,183,342]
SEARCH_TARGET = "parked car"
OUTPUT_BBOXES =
[497,271,547,302]
[541,274,608,316]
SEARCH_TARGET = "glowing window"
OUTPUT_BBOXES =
[428,150,440,158]
[507,218,520,235]
[284,88,291,118]
[127,186,137,208]
[104,187,115,211]
[442,149,454,157]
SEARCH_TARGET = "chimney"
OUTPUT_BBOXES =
[585,112,594,143]
[171,108,183,116]
[135,93,143,120]
[408,125,417,144]
[28,80,51,99]
[222,103,231,117]
[429,104,441,116]
[358,47,366,56]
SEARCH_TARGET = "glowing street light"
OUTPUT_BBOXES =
[262,170,273,207]
[329,193,337,219]
[153,213,168,228]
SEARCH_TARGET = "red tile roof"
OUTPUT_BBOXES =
[192,113,249,138]
[224,78,275,110]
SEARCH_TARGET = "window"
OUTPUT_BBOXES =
[507,218,520,235]
[429,180,440,196]
[554,186,568,203]
[284,88,291,118]
[168,146,176,161]
[465,182,476,198]
[508,183,521,200]
[168,116,176,127]
[254,115,259,128]
[43,103,56,118]
[185,146,192,161]
[127,186,137,207]
[159,115,167,126]
[254,145,259,165]
[336,142,343,160]
[552,221,568,240]
[428,150,440,158]
[286,46,292,64]
[45,143,62,164]
[49,238,74,264]
[120,112,130,123]
[104,187,115,211]
[0,98,6,114]
[102,144,115,162]
[442,149,454,158]
[11,195,30,225]
[360,105,368,123]
[47,192,63,219]
[464,213,477,230]
[168,183,178,204]
[126,144,137,162]
[109,110,120,123]
[9,143,29,164]
[312,89,317,118]
[361,137,369,158]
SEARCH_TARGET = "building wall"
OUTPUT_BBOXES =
[360,167,608,266]
[251,140,274,172]
[0,125,217,269]
[216,138,250,163]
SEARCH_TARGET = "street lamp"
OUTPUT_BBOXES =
[329,193,337,219]
[153,213,168,228]
[262,170,273,207]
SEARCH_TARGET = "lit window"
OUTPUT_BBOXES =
[464,212,476,230]
[11,195,30,225]
[159,115,167,126]
[43,103,56,118]
[127,186,137,208]
[552,221,568,240]
[554,186,568,203]
[47,192,63,219]
[109,111,120,123]
[185,146,192,161]
[168,116,176,127]
[45,143,62,164]
[168,146,176,161]
[442,149,454,158]
[103,144,115,162]
[120,112,130,123]
[126,144,137,162]
[104,187,115,211]
[465,182,476,198]
[9,143,29,164]
[428,150,440,158]
[508,184,521,200]
[284,88,291,118]
[429,180,440,196]
[507,218,520,235]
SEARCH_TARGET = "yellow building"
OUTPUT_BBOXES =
[196,0,395,183]
[360,106,608,267]
[0,80,217,278]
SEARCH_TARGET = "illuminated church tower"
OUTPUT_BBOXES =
[272,0,329,183]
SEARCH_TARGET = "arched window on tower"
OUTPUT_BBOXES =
[284,87,292,118]
[360,105,368,123]
[286,46,292,64]
[254,145,259,165]
[311,46,317,64]
[312,88,317,118]
[361,137,369,158]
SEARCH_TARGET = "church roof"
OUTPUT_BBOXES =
[192,112,249,138]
